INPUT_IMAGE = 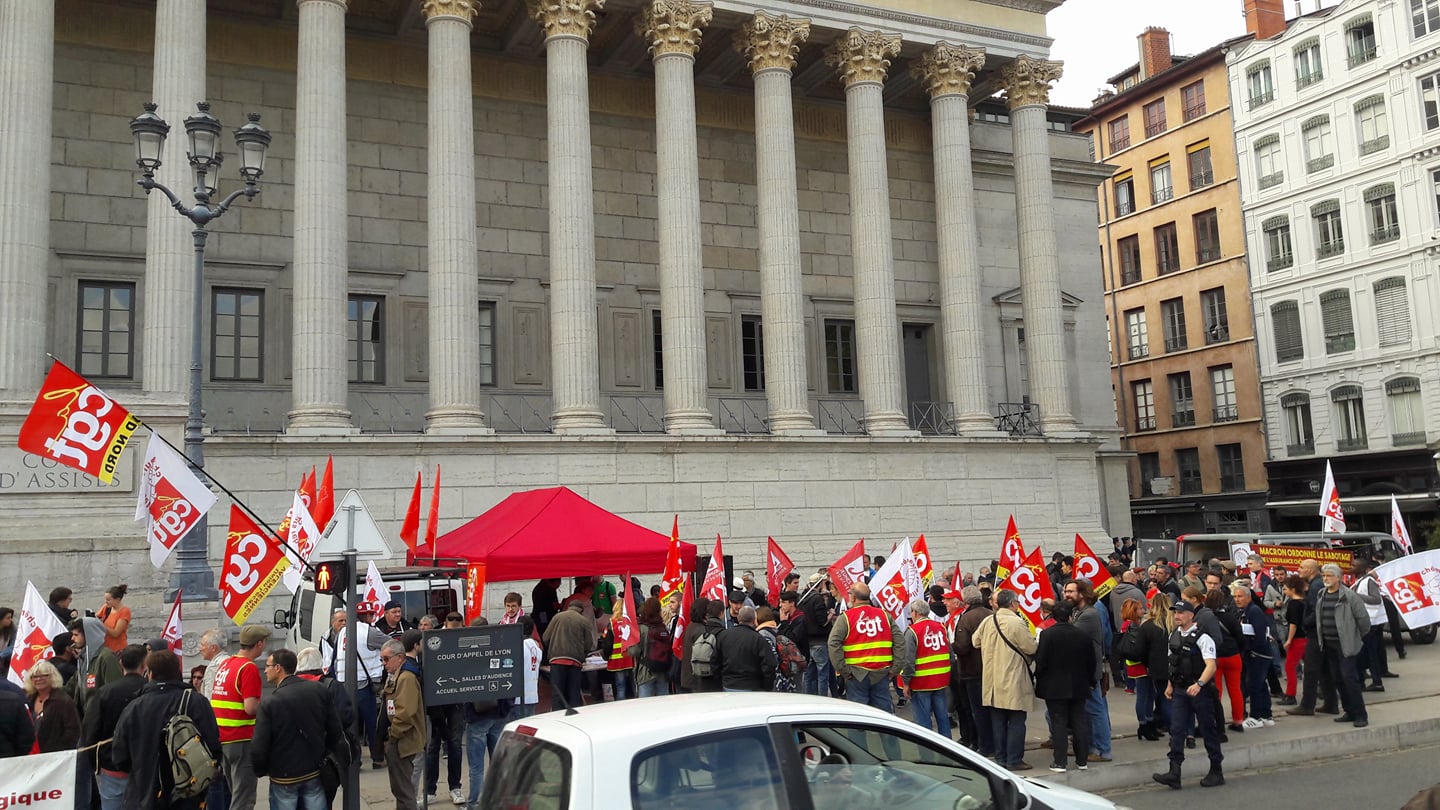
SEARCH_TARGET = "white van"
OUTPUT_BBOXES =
[273,562,466,650]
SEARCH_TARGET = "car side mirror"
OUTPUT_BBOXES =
[994,775,1025,810]
[273,609,292,629]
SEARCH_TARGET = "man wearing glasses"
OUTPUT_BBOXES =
[379,639,425,809]
[252,648,344,810]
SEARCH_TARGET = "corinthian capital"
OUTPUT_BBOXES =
[825,28,902,88]
[913,42,986,99]
[1000,55,1064,109]
[422,0,477,23]
[639,0,714,59]
[527,0,605,42]
[736,11,810,74]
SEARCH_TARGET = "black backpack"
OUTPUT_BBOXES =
[163,689,217,800]
[642,624,674,674]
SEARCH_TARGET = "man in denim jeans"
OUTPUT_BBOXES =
[252,648,344,810]
[800,575,837,697]
[464,699,510,808]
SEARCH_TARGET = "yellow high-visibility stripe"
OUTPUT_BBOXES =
[844,653,893,664]
[915,653,949,665]
[215,717,255,728]
[915,665,950,678]
[842,641,891,652]
[210,700,245,710]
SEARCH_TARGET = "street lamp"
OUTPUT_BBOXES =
[130,101,271,603]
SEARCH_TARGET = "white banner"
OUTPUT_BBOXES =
[281,489,323,594]
[1375,549,1440,630]
[0,750,78,810]
[7,582,68,690]
[134,433,217,569]
[869,538,923,631]
[364,559,390,607]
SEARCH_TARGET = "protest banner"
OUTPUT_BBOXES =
[1073,533,1115,598]
[766,537,794,602]
[1249,544,1351,576]
[134,433,217,569]
[1375,549,1440,630]
[7,582,67,689]
[17,361,140,485]
[0,750,78,810]
[997,517,1025,580]
[221,505,290,625]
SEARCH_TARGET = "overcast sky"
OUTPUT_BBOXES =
[1044,0,1333,108]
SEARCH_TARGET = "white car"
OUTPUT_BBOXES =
[479,693,1131,810]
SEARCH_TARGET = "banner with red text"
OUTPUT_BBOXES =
[869,538,923,631]
[1376,549,1440,630]
[134,433,217,569]
[997,517,1025,581]
[999,547,1055,633]
[7,582,67,690]
[828,539,867,602]
[0,750,78,810]
[17,361,140,484]
[1072,534,1116,599]
[221,505,291,626]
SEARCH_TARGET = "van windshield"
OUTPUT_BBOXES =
[482,731,571,810]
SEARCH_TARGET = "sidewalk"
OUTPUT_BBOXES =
[267,637,1440,807]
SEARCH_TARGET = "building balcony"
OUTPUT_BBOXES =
[1248,90,1275,109]
[1135,415,1157,432]
[1393,431,1428,447]
[1348,47,1377,67]
[1296,71,1323,89]
[1360,135,1389,155]
[1306,154,1334,173]
[1213,404,1239,423]
[1267,253,1293,272]
[1111,134,1131,152]
[1172,410,1195,428]
[1152,186,1174,205]
[1258,172,1284,190]
[1287,440,1314,456]
[1183,102,1206,122]
[1121,269,1141,285]
[1337,437,1369,452]
[1326,334,1356,354]
[1317,239,1345,259]
[1145,120,1167,138]
[1128,343,1150,360]
[1164,336,1187,353]
[1190,170,1214,190]
[1205,324,1230,344]
[1371,225,1400,245]
[994,402,1042,436]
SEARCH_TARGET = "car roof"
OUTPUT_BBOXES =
[515,693,895,742]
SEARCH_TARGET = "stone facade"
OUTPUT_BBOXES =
[0,0,1126,630]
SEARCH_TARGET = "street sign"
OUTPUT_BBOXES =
[420,625,523,706]
[315,490,395,558]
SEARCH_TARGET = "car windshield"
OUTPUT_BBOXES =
[632,726,786,810]
[787,723,997,810]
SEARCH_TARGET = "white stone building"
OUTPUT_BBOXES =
[1230,0,1440,531]
[0,0,1126,625]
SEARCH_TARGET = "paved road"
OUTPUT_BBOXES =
[1104,742,1440,809]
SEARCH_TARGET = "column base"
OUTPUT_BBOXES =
[863,411,919,437]
[955,415,1005,438]
[552,407,612,435]
[425,408,493,436]
[665,409,722,435]
[286,406,358,436]
[772,426,829,437]
[1041,416,1087,439]
[767,411,823,436]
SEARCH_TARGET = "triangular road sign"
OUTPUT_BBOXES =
[315,489,396,558]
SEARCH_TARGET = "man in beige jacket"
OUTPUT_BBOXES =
[973,590,1037,771]
[380,638,425,809]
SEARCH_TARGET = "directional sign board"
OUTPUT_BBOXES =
[420,625,522,706]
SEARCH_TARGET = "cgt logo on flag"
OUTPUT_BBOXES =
[18,362,141,484]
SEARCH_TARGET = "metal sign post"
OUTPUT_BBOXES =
[342,503,360,810]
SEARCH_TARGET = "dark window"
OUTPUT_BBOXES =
[1144,99,1167,138]
[1218,444,1245,491]
[741,315,765,391]
[1347,18,1377,66]
[1282,392,1314,455]
[1161,297,1187,352]
[1187,145,1214,190]
[1194,209,1221,263]
[1272,301,1304,362]
[1115,176,1135,217]
[632,727,784,810]
[77,281,135,379]
[825,319,857,394]
[478,301,496,387]
[1109,116,1131,152]
[1118,235,1142,285]
[1155,223,1180,274]
[481,732,572,810]
[1169,371,1195,427]
[212,288,263,381]
[1181,80,1207,121]
[1138,452,1161,497]
[652,309,664,390]
[1415,0,1440,37]
[1201,287,1229,343]
[1320,289,1356,354]
[1176,447,1202,494]
[347,295,385,383]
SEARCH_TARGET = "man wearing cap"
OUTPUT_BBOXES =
[1153,600,1224,790]
[374,600,413,640]
[212,625,268,810]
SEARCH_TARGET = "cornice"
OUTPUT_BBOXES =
[756,0,1053,49]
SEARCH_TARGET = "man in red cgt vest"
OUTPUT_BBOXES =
[903,600,954,735]
[828,582,903,711]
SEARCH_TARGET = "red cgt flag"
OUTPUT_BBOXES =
[828,538,867,602]
[766,537,794,602]
[17,360,141,484]
[912,534,935,589]
[999,546,1055,634]
[996,516,1026,581]
[700,535,727,601]
[671,573,696,658]
[221,505,291,626]
[1073,533,1116,599]
[7,582,68,690]
[161,590,184,654]
[659,516,684,603]
[613,572,640,654]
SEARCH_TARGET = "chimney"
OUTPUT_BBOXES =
[1244,0,1287,40]
[1138,27,1173,80]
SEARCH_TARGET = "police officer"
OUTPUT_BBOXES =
[1153,600,1224,790]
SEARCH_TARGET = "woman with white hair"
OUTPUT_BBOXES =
[25,659,80,753]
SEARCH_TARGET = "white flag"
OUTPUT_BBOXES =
[1392,495,1414,555]
[162,590,183,654]
[1375,549,1440,630]
[364,559,390,608]
[281,489,323,594]
[8,582,68,689]
[1319,460,1345,533]
[870,538,923,631]
[134,433,218,569]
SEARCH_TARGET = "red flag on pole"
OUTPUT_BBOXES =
[613,572,640,654]
[912,534,935,588]
[1320,460,1346,533]
[700,535,727,601]
[998,546,1055,633]
[17,360,142,484]
[828,539,867,600]
[660,516,684,602]
[996,516,1026,580]
[766,537,794,601]
[7,582,68,689]
[221,505,291,626]
[314,455,335,531]
[464,562,487,623]
[672,573,695,658]
[424,465,442,561]
[1073,533,1116,598]
[950,563,963,595]
[162,590,183,654]
[399,471,422,554]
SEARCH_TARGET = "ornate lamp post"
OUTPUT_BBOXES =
[130,101,271,602]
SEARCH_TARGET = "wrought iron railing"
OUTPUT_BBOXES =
[994,402,1042,437]
[1337,437,1369,452]
[716,397,770,435]
[1286,440,1315,456]
[1213,404,1239,423]
[816,399,865,435]
[909,401,959,435]
[487,394,553,434]
[609,395,666,434]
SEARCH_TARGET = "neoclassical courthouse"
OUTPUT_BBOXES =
[0,0,1127,613]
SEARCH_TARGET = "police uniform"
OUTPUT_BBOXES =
[1155,602,1224,789]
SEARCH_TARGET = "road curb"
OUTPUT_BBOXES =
[1037,712,1440,794]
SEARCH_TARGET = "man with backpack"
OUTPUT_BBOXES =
[715,606,777,692]
[757,606,805,692]
[690,600,727,692]
[111,649,221,810]
[252,647,344,810]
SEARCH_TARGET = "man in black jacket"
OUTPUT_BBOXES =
[799,575,837,697]
[0,682,34,757]
[83,643,148,808]
[714,606,777,692]
[1033,601,1096,773]
[112,649,222,810]
[252,647,345,808]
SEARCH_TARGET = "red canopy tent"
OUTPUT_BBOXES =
[427,486,696,582]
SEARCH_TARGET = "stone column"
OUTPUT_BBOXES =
[140,0,206,402]
[914,43,998,435]
[1002,55,1077,433]
[288,0,353,433]
[640,0,720,434]
[528,0,609,434]
[737,12,821,435]
[422,0,491,434]
[825,29,913,436]
[0,0,54,398]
